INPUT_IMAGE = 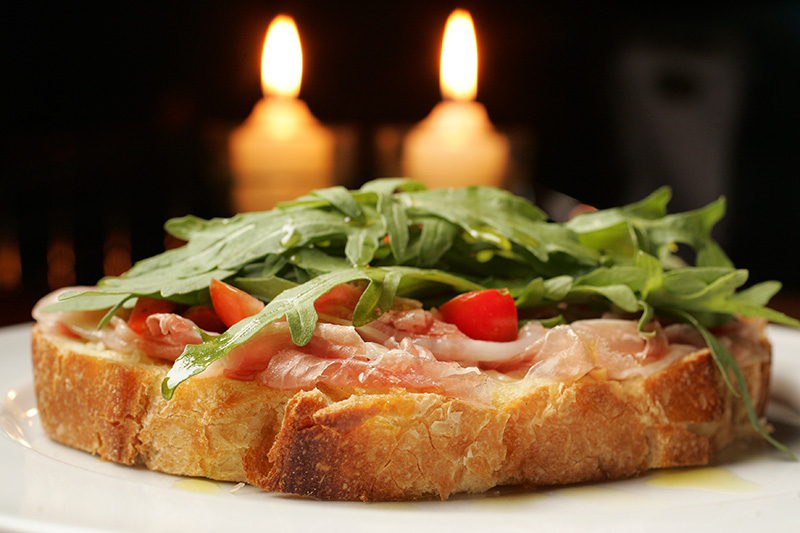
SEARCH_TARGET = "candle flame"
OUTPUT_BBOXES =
[261,15,303,98]
[439,9,478,101]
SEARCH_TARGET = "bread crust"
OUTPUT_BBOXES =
[32,328,294,481]
[30,319,772,501]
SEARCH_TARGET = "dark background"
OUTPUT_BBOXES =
[4,1,800,325]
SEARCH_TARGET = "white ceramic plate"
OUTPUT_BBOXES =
[2,322,799,533]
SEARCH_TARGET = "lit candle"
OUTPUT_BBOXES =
[228,15,334,211]
[402,9,509,189]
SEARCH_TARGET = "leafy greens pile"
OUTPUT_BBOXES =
[48,178,798,453]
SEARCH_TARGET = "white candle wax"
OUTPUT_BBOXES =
[228,96,333,211]
[402,100,508,188]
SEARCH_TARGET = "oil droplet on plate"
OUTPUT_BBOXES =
[468,486,548,509]
[172,478,222,494]
[557,485,665,509]
[646,467,761,493]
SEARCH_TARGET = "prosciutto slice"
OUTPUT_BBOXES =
[32,288,205,361]
[358,309,672,381]
[137,313,204,362]
[32,287,140,352]
[226,322,490,403]
[357,308,549,364]
[34,286,720,399]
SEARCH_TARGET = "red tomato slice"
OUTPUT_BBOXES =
[209,279,265,328]
[438,289,518,342]
[128,297,178,334]
[313,283,363,319]
[182,305,226,333]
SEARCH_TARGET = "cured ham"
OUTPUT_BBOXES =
[33,288,205,361]
[535,319,669,380]
[219,309,685,397]
[221,321,488,402]
[221,321,298,380]
[357,308,550,364]
[358,309,674,381]
[34,285,724,400]
[32,288,140,352]
[136,313,204,362]
[259,325,489,402]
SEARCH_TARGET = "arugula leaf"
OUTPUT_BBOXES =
[514,275,573,308]
[375,189,410,262]
[566,187,731,268]
[358,177,428,196]
[403,186,596,269]
[311,185,366,224]
[405,215,459,266]
[231,276,297,302]
[673,310,796,459]
[43,291,133,312]
[353,270,403,327]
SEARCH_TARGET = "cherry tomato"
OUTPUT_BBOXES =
[313,283,363,319]
[182,305,226,333]
[438,289,518,342]
[128,297,178,334]
[209,279,265,328]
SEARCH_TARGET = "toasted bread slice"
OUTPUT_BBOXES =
[31,319,771,501]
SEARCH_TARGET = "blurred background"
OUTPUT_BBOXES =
[4,1,800,326]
